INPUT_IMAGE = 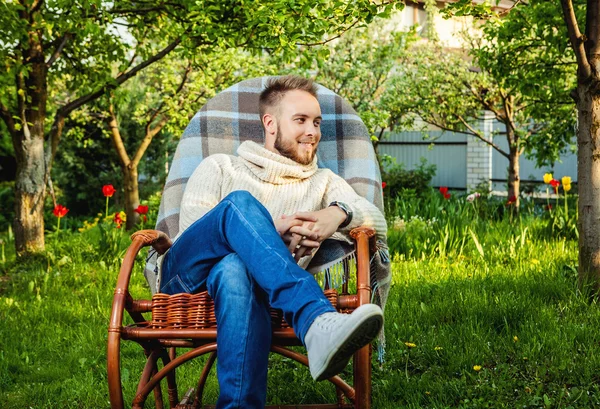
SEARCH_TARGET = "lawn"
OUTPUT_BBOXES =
[0,192,597,408]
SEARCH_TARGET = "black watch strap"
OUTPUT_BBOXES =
[329,201,353,228]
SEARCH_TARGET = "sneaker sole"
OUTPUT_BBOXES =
[314,307,383,382]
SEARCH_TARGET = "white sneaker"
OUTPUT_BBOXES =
[305,304,383,381]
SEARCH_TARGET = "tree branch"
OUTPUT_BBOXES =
[0,103,17,139]
[46,33,72,68]
[298,19,362,46]
[30,0,44,13]
[560,0,592,80]
[133,64,191,167]
[587,0,600,65]
[456,115,510,158]
[56,37,182,119]
[44,36,185,183]
[499,90,518,140]
[107,102,131,167]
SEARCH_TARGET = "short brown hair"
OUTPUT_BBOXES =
[259,75,318,120]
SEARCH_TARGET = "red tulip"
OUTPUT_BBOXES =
[53,204,69,218]
[134,205,149,215]
[102,184,116,197]
[549,179,560,193]
[506,195,517,206]
[439,187,451,199]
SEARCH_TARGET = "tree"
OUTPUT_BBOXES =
[558,0,600,290]
[105,48,274,229]
[281,16,417,146]
[385,3,576,205]
[0,0,400,255]
[442,0,600,291]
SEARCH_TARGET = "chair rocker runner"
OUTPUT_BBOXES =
[107,77,388,409]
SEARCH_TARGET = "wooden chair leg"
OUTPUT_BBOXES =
[164,347,179,408]
[107,330,125,409]
[151,367,165,409]
[194,351,217,408]
[336,386,346,406]
[353,345,372,409]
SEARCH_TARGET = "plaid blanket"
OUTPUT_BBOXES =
[144,76,391,356]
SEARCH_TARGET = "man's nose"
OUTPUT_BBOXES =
[305,123,318,136]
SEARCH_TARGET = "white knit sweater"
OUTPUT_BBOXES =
[177,141,387,247]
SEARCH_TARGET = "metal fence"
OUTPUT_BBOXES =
[379,128,577,192]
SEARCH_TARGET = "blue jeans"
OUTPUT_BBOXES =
[160,190,335,409]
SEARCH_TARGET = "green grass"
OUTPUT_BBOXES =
[0,194,596,408]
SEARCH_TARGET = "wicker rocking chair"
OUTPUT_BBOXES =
[107,77,386,409]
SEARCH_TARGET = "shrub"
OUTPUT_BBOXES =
[381,156,436,199]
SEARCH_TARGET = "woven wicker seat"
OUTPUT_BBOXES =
[107,77,384,409]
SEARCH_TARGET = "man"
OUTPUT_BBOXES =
[158,75,387,409]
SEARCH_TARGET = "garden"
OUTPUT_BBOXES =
[1,171,597,408]
[2,0,600,408]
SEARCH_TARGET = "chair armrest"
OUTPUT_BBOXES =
[131,229,172,255]
[349,227,376,306]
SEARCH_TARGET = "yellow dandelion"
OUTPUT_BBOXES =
[425,391,431,395]
[513,336,519,342]
[543,173,553,184]
[473,365,482,372]
[434,346,443,351]
[531,259,539,265]
[405,342,417,348]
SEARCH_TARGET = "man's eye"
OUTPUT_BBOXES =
[296,118,304,123]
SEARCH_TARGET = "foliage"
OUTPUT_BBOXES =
[52,117,123,216]
[0,182,15,231]
[384,1,577,201]
[385,187,579,260]
[1,0,403,252]
[381,157,437,199]
[278,14,416,139]
[0,196,592,408]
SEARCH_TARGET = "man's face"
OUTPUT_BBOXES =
[272,90,322,165]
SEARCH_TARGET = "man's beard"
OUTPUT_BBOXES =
[274,127,317,165]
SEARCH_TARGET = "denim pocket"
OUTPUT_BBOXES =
[160,274,190,294]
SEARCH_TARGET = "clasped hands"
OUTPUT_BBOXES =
[274,207,347,261]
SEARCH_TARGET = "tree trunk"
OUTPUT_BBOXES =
[507,133,521,208]
[123,165,140,230]
[14,136,46,254]
[13,21,48,255]
[576,81,600,291]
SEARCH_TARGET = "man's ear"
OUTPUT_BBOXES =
[262,113,277,136]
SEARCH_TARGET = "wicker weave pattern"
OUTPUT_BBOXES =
[151,289,340,330]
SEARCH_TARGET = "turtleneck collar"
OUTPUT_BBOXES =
[237,140,318,184]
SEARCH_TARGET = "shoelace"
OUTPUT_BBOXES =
[314,312,343,331]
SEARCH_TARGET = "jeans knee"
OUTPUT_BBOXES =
[207,254,252,299]
[224,190,259,208]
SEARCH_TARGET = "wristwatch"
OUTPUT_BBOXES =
[329,201,353,228]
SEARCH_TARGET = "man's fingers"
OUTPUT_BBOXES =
[288,233,303,255]
[299,238,320,248]
[294,245,308,261]
[289,225,319,240]
[291,212,318,222]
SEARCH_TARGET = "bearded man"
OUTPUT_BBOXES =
[156,75,387,409]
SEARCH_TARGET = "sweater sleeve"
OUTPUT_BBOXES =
[322,172,387,240]
[178,156,224,235]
